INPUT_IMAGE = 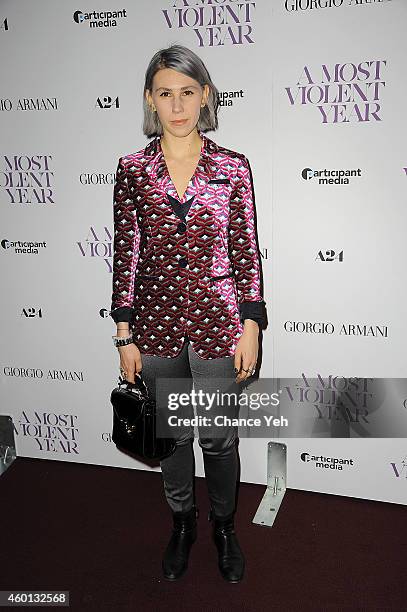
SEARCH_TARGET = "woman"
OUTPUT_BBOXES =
[110,44,266,583]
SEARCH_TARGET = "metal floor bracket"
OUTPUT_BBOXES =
[0,415,17,476]
[252,441,287,528]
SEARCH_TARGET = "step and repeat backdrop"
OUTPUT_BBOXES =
[1,0,406,507]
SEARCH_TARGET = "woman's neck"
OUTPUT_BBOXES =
[160,129,202,162]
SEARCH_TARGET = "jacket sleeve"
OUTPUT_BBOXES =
[109,157,140,324]
[228,154,266,328]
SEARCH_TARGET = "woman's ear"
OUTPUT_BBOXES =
[204,83,210,105]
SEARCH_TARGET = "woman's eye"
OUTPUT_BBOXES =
[159,90,194,97]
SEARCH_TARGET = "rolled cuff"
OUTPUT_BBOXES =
[110,306,134,323]
[239,301,266,329]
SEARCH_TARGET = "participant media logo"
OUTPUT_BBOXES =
[300,451,355,470]
[73,9,127,28]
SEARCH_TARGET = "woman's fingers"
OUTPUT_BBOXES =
[234,349,243,380]
[122,362,136,383]
[136,355,143,374]
[235,352,257,382]
[118,344,142,383]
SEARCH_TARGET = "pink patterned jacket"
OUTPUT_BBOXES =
[110,129,266,359]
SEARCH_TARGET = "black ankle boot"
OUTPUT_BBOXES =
[162,505,198,580]
[208,508,245,583]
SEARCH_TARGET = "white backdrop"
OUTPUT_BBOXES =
[1,0,406,507]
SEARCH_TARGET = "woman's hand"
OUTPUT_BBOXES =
[234,320,259,383]
[118,342,143,383]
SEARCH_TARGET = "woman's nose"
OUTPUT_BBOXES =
[172,96,184,112]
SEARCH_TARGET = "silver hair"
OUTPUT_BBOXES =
[142,44,219,138]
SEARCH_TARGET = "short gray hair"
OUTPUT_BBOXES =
[142,44,219,138]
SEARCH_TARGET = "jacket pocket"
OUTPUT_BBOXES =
[209,272,239,308]
[208,178,230,184]
[136,273,160,280]
[209,272,234,281]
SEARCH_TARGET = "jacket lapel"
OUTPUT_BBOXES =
[143,130,220,220]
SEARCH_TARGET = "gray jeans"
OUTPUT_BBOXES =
[140,336,241,517]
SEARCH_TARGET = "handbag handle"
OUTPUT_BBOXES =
[118,372,151,397]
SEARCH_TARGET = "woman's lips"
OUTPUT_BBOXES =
[171,119,187,125]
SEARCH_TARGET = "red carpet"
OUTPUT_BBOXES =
[0,456,405,611]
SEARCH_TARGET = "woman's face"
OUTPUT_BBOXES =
[146,67,209,138]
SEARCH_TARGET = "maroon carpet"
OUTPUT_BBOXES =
[0,456,405,611]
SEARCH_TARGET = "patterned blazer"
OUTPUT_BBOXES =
[110,129,266,359]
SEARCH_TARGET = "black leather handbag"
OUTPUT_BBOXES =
[110,373,177,460]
